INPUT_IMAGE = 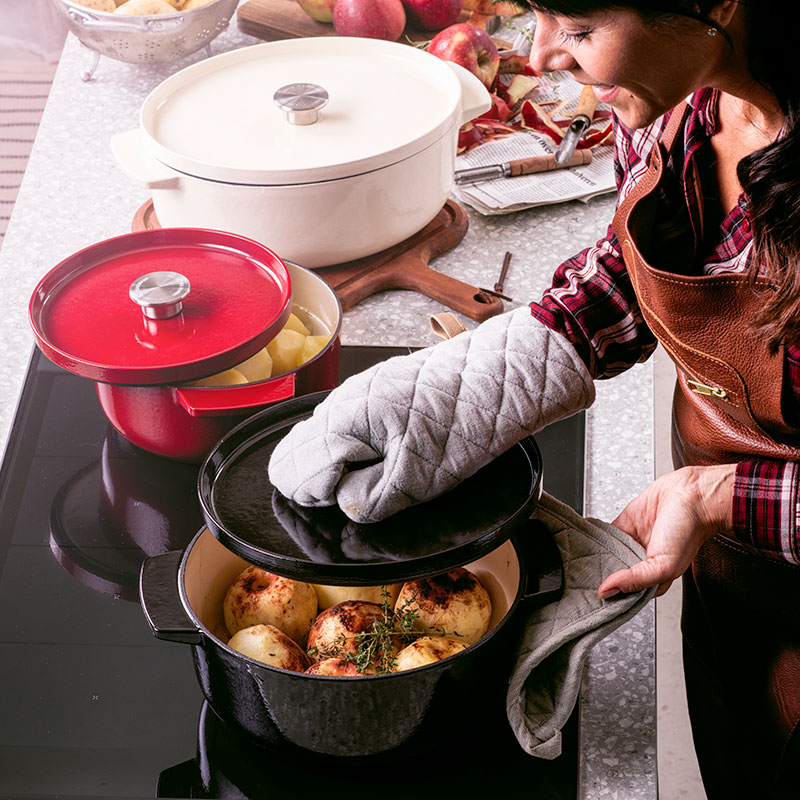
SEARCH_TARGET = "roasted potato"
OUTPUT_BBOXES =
[223,566,317,646]
[394,636,467,671]
[227,624,311,672]
[305,657,373,676]
[395,567,492,646]
[307,600,397,667]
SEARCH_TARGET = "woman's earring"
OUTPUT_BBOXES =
[707,27,718,36]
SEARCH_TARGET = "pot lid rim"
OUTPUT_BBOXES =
[143,126,458,187]
[138,37,463,186]
[29,228,293,386]
[197,393,544,585]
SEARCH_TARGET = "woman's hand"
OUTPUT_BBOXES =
[598,464,736,599]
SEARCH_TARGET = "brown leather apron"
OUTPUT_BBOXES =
[612,103,800,798]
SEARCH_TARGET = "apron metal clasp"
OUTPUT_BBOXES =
[687,379,728,399]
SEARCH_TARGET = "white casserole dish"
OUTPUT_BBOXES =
[112,37,491,267]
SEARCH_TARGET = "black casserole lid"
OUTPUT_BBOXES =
[198,392,543,585]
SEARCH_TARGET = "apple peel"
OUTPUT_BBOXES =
[483,92,514,123]
[457,122,484,151]
[457,70,616,154]
[579,121,615,148]
[497,54,536,76]
[457,119,517,152]
[519,100,567,142]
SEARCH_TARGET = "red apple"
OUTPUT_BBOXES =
[427,22,499,89]
[403,0,462,31]
[333,0,406,41]
[296,0,338,23]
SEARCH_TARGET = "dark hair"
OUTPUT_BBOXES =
[523,0,800,350]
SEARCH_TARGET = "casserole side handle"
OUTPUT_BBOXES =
[140,551,203,645]
[517,518,564,611]
[111,129,181,190]
[174,373,296,417]
[444,61,493,126]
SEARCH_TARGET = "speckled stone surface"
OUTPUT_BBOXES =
[0,13,656,798]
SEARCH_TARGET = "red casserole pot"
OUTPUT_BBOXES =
[29,228,342,462]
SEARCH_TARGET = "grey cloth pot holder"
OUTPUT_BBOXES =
[507,491,656,759]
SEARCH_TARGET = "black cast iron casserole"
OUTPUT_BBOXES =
[139,393,563,758]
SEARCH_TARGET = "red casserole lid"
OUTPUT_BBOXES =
[29,228,292,386]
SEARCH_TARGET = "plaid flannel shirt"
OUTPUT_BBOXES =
[531,87,800,565]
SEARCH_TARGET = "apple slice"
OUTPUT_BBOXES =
[505,74,539,107]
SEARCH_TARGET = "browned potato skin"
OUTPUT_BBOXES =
[227,624,311,672]
[306,600,397,664]
[305,657,374,677]
[394,636,468,671]
[396,567,492,646]
[223,566,317,646]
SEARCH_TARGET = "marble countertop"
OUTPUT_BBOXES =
[0,10,656,798]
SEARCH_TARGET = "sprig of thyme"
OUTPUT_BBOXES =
[308,587,451,674]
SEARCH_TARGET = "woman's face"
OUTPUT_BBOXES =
[530,9,716,128]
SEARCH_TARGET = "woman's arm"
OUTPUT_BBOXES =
[731,460,800,564]
[531,229,658,379]
[530,108,672,379]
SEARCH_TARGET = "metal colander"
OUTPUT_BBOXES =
[53,0,240,79]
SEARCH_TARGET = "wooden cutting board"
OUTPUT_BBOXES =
[238,0,342,41]
[236,0,498,43]
[131,200,504,322]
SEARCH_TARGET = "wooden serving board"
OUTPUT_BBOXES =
[238,0,341,41]
[236,0,506,43]
[131,200,504,322]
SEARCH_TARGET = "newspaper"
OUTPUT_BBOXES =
[452,66,616,216]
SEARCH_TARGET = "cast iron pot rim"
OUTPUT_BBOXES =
[177,525,527,681]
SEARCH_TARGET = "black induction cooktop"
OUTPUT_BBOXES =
[0,346,584,800]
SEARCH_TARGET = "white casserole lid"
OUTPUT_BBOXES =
[140,37,486,187]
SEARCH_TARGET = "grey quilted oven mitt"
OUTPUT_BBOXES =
[268,306,595,523]
[507,492,656,759]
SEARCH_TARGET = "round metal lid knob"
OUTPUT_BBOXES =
[273,83,329,126]
[129,271,191,320]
